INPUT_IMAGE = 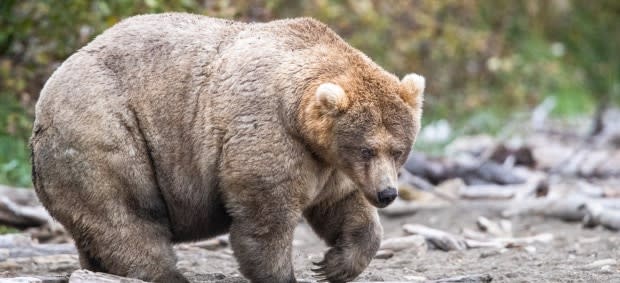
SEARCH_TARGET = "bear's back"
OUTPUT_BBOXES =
[39,13,353,104]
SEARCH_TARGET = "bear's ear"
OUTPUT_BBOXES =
[400,73,425,109]
[315,82,349,114]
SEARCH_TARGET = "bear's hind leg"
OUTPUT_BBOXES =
[32,124,188,283]
[71,215,188,283]
[304,190,382,283]
[77,248,105,272]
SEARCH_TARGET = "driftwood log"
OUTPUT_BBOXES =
[68,270,147,283]
[0,186,52,229]
[432,274,493,283]
[0,186,69,243]
[502,196,620,226]
[581,203,620,231]
[404,152,525,186]
[402,224,467,251]
[402,223,553,251]
[379,199,447,217]
[0,234,77,274]
[379,235,427,253]
[0,254,79,273]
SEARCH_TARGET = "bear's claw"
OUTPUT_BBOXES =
[311,249,358,283]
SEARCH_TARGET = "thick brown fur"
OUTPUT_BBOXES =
[31,13,424,283]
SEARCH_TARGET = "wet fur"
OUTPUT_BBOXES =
[31,13,423,283]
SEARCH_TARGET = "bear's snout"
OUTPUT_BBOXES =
[377,187,398,206]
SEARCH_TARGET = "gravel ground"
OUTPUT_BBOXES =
[1,201,619,282]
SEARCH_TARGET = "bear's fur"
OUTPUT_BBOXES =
[30,13,424,283]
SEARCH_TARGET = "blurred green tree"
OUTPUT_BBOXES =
[0,0,617,186]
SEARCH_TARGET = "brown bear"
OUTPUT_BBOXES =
[30,13,424,283]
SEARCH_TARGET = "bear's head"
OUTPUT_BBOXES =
[301,71,425,208]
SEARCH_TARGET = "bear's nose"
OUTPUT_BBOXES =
[377,187,398,205]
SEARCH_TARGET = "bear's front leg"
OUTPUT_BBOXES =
[304,190,382,283]
[227,198,300,283]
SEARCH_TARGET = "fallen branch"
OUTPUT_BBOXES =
[0,185,40,206]
[379,235,427,253]
[460,175,545,200]
[0,234,76,262]
[0,186,52,229]
[1,243,76,260]
[431,273,493,283]
[398,169,457,202]
[373,249,394,259]
[581,203,620,231]
[0,254,78,273]
[502,196,620,223]
[69,269,147,283]
[476,216,512,237]
[403,152,525,186]
[380,199,447,217]
[459,185,518,200]
[0,233,33,247]
[402,224,467,251]
[403,223,552,252]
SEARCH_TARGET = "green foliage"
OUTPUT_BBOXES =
[0,225,19,234]
[0,93,32,187]
[0,0,618,186]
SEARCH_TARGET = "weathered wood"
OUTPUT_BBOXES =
[0,233,34,248]
[0,186,40,206]
[0,254,78,273]
[399,169,457,202]
[490,144,536,168]
[179,235,229,251]
[0,233,75,262]
[492,233,554,247]
[402,224,467,251]
[68,270,147,283]
[399,168,434,191]
[404,152,449,184]
[0,195,52,229]
[461,174,545,200]
[373,249,394,259]
[0,243,76,260]
[0,277,44,283]
[459,185,518,200]
[380,235,427,253]
[0,276,68,283]
[0,187,68,242]
[476,216,512,237]
[24,223,70,244]
[431,273,493,283]
[380,199,447,217]
[502,197,588,221]
[474,162,524,185]
[463,239,504,249]
[404,152,525,186]
[581,203,620,231]
[402,222,552,252]
[502,196,620,223]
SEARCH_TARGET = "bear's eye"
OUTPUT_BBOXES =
[360,148,375,160]
[391,149,404,159]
